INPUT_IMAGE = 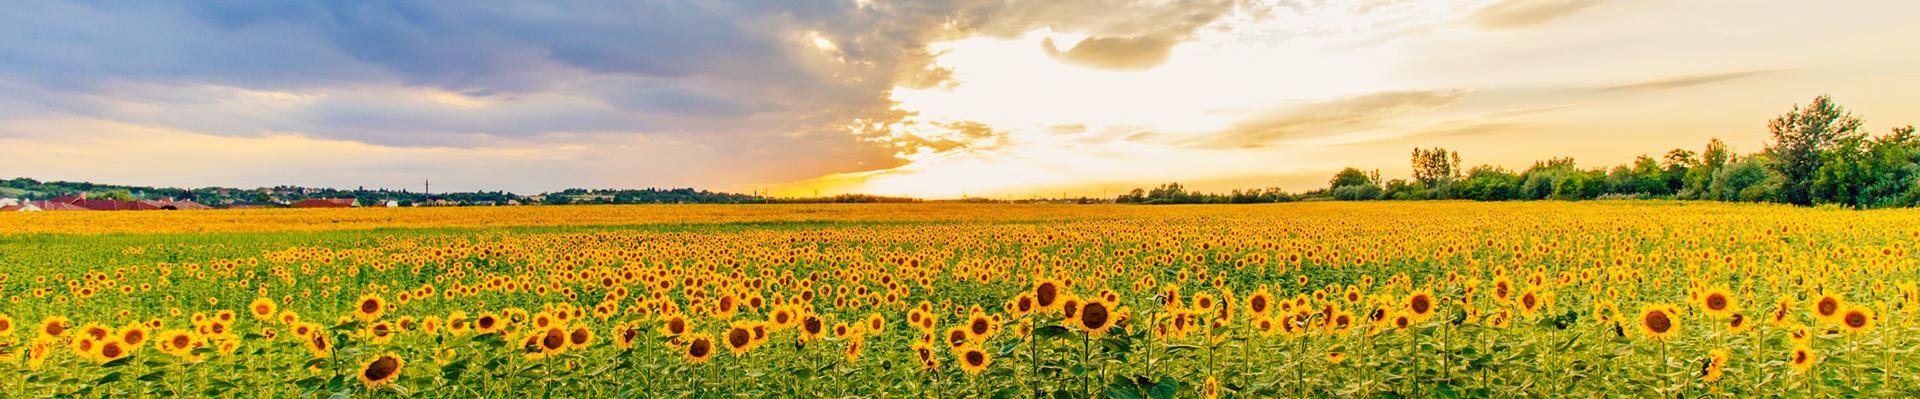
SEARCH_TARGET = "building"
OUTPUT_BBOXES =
[291,198,356,208]
[32,194,211,211]
[1,202,40,212]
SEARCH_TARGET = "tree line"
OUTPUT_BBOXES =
[1118,96,1919,208]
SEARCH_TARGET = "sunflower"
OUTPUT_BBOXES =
[800,315,825,342]
[1075,300,1116,336]
[366,321,396,344]
[1839,305,1874,334]
[1247,289,1274,318]
[724,324,754,355]
[95,340,129,363]
[567,325,594,349]
[865,314,886,335]
[1787,345,1817,373]
[117,323,149,349]
[1192,292,1217,315]
[1202,375,1220,399]
[843,336,864,362]
[912,342,940,371]
[1726,313,1753,334]
[660,314,691,337]
[81,322,112,341]
[353,294,386,322]
[474,313,502,334]
[684,333,715,364]
[1517,288,1546,318]
[1638,304,1679,341]
[1768,297,1795,327]
[1326,351,1347,364]
[1697,286,1736,318]
[1406,290,1436,321]
[0,314,13,337]
[944,326,969,349]
[357,354,404,389]
[1034,279,1064,311]
[956,344,990,375]
[964,312,995,341]
[539,327,568,355]
[614,322,641,351]
[1811,293,1843,324]
[249,298,278,321]
[1701,348,1728,383]
[304,327,333,358]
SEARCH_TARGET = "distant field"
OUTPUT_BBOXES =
[0,202,1916,397]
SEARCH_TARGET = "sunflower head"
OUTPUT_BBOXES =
[956,344,990,375]
[357,354,404,388]
[1638,305,1679,341]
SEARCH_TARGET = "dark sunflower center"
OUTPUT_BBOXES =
[1644,311,1672,333]
[965,350,985,366]
[1845,312,1867,328]
[1080,302,1110,328]
[689,339,712,357]
[364,356,399,380]
[360,300,380,314]
[728,329,751,348]
[1411,295,1431,314]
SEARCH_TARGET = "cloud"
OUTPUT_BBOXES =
[1468,0,1603,30]
[1185,90,1468,149]
[1042,36,1180,70]
[1006,0,1244,70]
[1595,70,1778,93]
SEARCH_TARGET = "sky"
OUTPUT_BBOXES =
[2,0,1917,198]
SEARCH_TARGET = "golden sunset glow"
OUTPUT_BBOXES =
[1,1,1916,198]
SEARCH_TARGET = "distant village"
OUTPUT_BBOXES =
[0,193,501,212]
[0,177,945,212]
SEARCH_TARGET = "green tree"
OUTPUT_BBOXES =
[1763,95,1864,204]
[1328,167,1376,190]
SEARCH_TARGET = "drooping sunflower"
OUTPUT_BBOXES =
[304,326,333,358]
[614,322,641,351]
[1326,351,1346,364]
[1638,304,1679,341]
[956,344,990,375]
[1768,297,1795,327]
[357,353,404,389]
[911,341,940,371]
[1701,348,1728,383]
[1726,313,1753,334]
[684,333,715,364]
[353,294,386,322]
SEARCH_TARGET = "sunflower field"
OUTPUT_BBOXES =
[0,201,1916,398]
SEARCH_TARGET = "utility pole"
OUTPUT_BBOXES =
[425,179,431,198]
